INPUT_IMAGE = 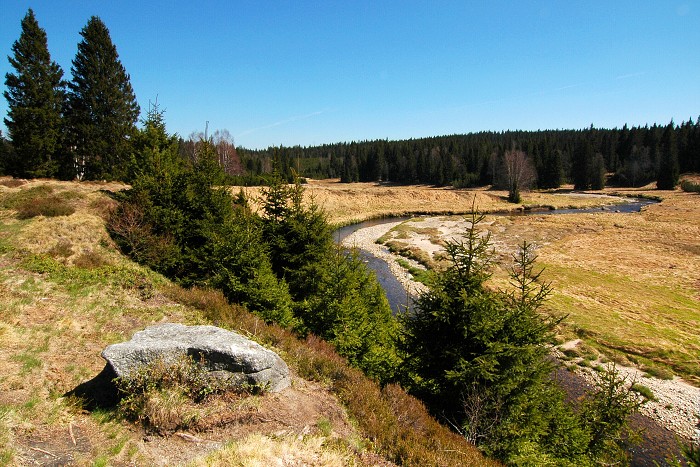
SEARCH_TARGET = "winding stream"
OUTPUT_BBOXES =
[334,197,658,313]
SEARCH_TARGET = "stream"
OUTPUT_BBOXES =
[334,197,658,313]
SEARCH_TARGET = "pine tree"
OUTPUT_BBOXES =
[589,153,606,190]
[66,16,139,180]
[3,9,65,178]
[657,122,679,190]
[573,140,593,190]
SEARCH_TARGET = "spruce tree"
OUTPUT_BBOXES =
[657,122,679,190]
[66,16,139,180]
[573,140,593,190]
[589,153,606,190]
[3,9,65,178]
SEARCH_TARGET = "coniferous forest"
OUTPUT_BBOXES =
[236,122,700,191]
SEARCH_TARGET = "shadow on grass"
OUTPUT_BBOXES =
[65,365,120,410]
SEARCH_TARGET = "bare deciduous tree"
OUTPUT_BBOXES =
[503,149,536,203]
[212,129,243,175]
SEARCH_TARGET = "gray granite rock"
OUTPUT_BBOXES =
[102,323,290,392]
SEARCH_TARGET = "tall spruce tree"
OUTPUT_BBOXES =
[3,9,65,178]
[657,122,679,190]
[66,16,139,180]
[572,139,593,190]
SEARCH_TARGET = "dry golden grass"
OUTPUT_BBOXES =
[242,178,646,226]
[187,433,353,467]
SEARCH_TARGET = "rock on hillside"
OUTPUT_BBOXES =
[102,323,291,392]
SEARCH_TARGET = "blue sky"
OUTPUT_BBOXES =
[1,1,698,149]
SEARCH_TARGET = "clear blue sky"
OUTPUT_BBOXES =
[1,1,698,149]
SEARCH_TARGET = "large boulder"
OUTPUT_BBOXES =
[102,323,290,392]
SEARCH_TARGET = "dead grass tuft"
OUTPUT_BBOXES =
[189,433,352,467]
[48,239,74,259]
[73,249,109,269]
[0,178,26,188]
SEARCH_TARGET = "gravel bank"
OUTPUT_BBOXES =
[341,221,427,297]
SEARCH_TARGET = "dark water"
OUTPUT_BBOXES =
[335,218,412,314]
[334,198,657,313]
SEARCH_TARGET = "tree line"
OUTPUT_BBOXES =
[238,121,699,192]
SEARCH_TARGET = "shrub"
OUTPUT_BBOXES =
[15,194,75,219]
[680,180,700,193]
[48,239,74,258]
[0,184,53,208]
[73,249,108,269]
[643,365,674,380]
[115,355,252,433]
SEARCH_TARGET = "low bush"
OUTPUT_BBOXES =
[643,365,674,380]
[0,184,52,209]
[115,355,235,433]
[15,194,75,219]
[48,239,74,258]
[73,249,109,269]
[680,180,700,193]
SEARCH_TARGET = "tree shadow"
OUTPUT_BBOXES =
[65,365,120,410]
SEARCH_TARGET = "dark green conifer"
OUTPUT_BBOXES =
[589,153,606,190]
[3,9,65,178]
[66,16,139,180]
[657,122,679,190]
[573,140,593,190]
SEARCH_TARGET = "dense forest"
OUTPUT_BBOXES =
[236,121,700,191]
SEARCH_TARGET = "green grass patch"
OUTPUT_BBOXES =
[395,259,431,284]
[642,365,674,380]
[542,263,700,382]
[316,417,332,437]
[19,253,158,299]
[630,383,657,401]
[11,351,42,374]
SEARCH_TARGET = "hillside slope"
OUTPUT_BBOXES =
[0,177,494,466]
